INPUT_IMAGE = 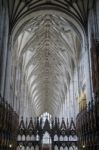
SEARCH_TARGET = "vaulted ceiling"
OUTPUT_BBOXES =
[7,0,94,34]
[8,0,94,116]
[16,14,80,115]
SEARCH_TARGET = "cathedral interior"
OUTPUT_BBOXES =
[0,0,99,150]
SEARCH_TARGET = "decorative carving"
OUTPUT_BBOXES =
[0,96,19,149]
[17,117,78,149]
[76,91,99,149]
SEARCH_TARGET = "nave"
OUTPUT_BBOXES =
[0,0,99,149]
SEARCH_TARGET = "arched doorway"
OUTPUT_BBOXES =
[42,132,52,150]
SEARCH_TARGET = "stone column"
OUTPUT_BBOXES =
[0,0,9,99]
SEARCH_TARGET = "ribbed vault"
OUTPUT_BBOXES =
[15,14,81,116]
[9,0,94,116]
